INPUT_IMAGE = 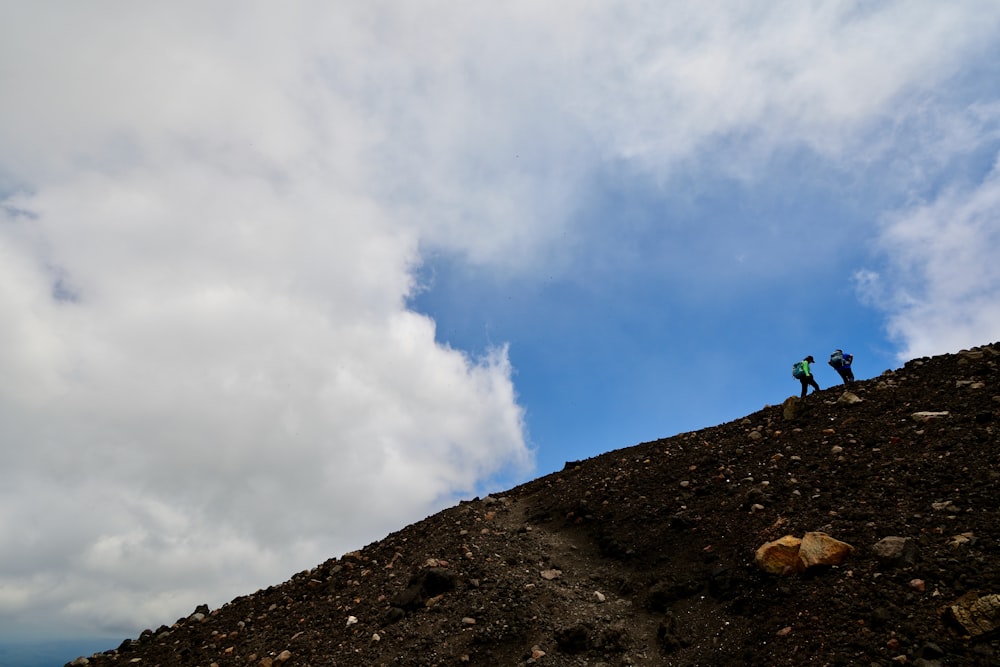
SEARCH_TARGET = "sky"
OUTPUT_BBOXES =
[1,0,1000,646]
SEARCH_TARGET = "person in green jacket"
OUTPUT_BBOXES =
[794,355,820,398]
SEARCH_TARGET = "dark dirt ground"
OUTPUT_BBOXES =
[68,342,1000,666]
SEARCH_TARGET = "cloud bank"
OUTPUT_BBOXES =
[2,1,999,637]
[861,155,1000,360]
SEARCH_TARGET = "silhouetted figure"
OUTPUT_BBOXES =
[828,349,855,384]
[792,355,820,398]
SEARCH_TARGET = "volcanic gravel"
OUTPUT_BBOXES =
[68,342,1000,666]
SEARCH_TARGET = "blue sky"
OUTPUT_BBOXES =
[2,0,1000,650]
[411,153,899,477]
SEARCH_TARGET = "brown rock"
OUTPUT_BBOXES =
[755,536,804,575]
[756,533,854,575]
[872,536,918,566]
[945,592,1000,636]
[798,532,854,568]
[782,396,800,420]
[837,392,863,405]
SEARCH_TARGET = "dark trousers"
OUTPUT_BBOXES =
[836,367,854,383]
[800,375,820,398]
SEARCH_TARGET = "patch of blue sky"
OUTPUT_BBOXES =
[408,159,894,477]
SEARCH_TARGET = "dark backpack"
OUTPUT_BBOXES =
[792,361,807,379]
[829,351,844,368]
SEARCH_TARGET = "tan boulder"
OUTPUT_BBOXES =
[945,592,1000,637]
[782,396,800,420]
[798,532,854,568]
[836,392,862,405]
[756,532,855,575]
[755,535,804,575]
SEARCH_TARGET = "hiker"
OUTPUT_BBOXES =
[792,355,820,398]
[829,349,855,384]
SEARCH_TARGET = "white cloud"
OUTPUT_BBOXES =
[0,2,532,637]
[864,155,1000,360]
[1,0,999,638]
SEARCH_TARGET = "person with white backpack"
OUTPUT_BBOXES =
[828,349,855,384]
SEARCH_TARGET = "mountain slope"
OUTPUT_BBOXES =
[68,343,1000,666]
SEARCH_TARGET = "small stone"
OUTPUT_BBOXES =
[540,569,563,580]
[873,536,919,566]
[837,392,863,404]
[462,617,477,626]
[950,532,974,547]
[276,651,292,664]
[346,615,358,626]
[911,411,950,423]
[776,626,792,637]
[594,591,606,602]
[372,633,381,642]
[910,579,926,592]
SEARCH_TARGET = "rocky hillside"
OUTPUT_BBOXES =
[68,343,1000,666]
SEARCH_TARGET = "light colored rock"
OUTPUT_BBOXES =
[782,396,800,420]
[757,533,854,575]
[798,532,854,568]
[837,392,862,405]
[946,593,1000,636]
[540,569,563,580]
[911,411,950,423]
[755,535,803,575]
[932,501,961,512]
